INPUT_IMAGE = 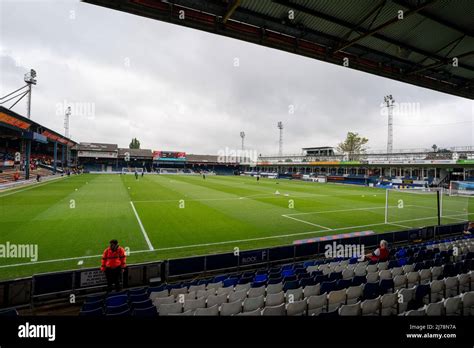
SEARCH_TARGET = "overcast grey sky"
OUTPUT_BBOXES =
[1,0,472,156]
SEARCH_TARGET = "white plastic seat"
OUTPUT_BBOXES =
[189,284,206,293]
[394,274,407,290]
[461,291,474,316]
[379,270,392,280]
[377,262,388,271]
[458,273,470,293]
[398,286,416,313]
[391,267,403,277]
[196,288,216,299]
[234,283,251,292]
[216,287,233,296]
[419,269,432,284]
[444,276,459,297]
[170,287,187,298]
[207,293,228,308]
[149,289,169,301]
[429,280,445,303]
[444,295,462,316]
[366,272,379,283]
[206,281,223,290]
[407,272,420,287]
[342,269,354,280]
[366,264,378,273]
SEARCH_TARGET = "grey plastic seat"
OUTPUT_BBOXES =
[461,291,474,316]
[361,296,380,316]
[366,264,378,273]
[234,283,251,292]
[196,288,216,299]
[207,293,228,308]
[183,296,206,312]
[228,289,247,303]
[206,281,223,290]
[149,289,169,301]
[194,304,219,316]
[406,272,420,287]
[285,287,303,302]
[338,301,361,316]
[346,285,363,305]
[189,284,206,293]
[419,269,432,284]
[237,308,261,316]
[158,302,183,316]
[266,282,283,294]
[247,286,265,298]
[377,262,388,271]
[424,301,444,316]
[429,280,445,303]
[394,274,407,290]
[286,300,307,316]
[243,295,264,312]
[220,300,242,316]
[303,284,320,298]
[262,303,286,316]
[342,269,354,280]
[170,287,187,297]
[380,292,398,316]
[327,289,346,312]
[379,270,392,280]
[444,276,459,297]
[391,267,403,277]
[153,295,175,307]
[398,286,416,313]
[405,309,425,316]
[307,294,327,316]
[216,287,233,296]
[458,273,470,293]
[366,272,379,283]
[444,296,462,316]
[266,291,285,306]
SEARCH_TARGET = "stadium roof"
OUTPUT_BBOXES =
[76,142,118,152]
[0,106,76,147]
[84,0,474,100]
[118,147,153,158]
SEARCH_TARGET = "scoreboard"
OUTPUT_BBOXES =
[153,151,186,161]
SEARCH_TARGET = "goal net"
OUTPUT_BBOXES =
[449,181,474,197]
[385,188,439,227]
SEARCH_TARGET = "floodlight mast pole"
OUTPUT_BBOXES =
[384,95,395,154]
[64,106,71,138]
[278,121,283,156]
[240,131,245,151]
[24,69,37,119]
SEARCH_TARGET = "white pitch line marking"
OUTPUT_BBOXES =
[130,201,154,251]
[0,176,67,198]
[282,214,332,230]
[388,222,413,229]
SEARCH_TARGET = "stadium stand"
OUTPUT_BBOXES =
[68,234,474,317]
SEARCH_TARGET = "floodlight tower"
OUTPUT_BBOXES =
[24,69,37,119]
[64,106,71,138]
[277,121,283,156]
[383,95,395,153]
[240,131,245,151]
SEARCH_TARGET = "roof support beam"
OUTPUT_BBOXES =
[391,0,474,37]
[333,0,438,53]
[223,0,241,24]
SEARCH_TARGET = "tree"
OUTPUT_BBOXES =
[129,138,140,149]
[432,144,438,152]
[336,132,368,161]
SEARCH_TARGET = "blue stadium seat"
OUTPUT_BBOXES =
[329,271,342,281]
[336,279,352,290]
[254,274,268,283]
[282,269,295,278]
[131,299,153,309]
[351,275,366,286]
[363,282,381,300]
[106,303,129,315]
[299,278,317,287]
[251,280,266,288]
[0,308,18,316]
[268,277,282,285]
[79,308,103,316]
[129,293,148,303]
[283,280,299,291]
[223,278,238,288]
[320,280,337,294]
[129,287,147,296]
[213,275,228,283]
[81,300,103,312]
[105,295,128,307]
[133,306,157,317]
[379,279,395,294]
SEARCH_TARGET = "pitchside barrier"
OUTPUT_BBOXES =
[0,222,469,309]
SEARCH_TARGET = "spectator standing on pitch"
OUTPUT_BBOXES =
[100,239,127,293]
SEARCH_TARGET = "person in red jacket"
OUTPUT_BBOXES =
[101,239,127,293]
[370,240,390,262]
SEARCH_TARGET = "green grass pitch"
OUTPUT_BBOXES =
[0,174,471,280]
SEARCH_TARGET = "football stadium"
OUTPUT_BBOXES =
[0,0,473,345]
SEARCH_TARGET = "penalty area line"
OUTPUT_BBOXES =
[130,201,154,251]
